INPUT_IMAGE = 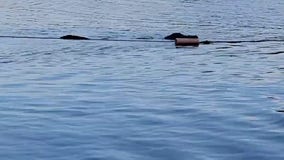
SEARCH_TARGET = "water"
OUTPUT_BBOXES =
[0,0,284,159]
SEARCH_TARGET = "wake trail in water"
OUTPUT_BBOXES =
[0,35,284,44]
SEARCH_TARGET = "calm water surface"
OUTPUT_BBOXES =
[0,0,284,160]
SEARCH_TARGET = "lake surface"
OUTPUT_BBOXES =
[0,0,284,159]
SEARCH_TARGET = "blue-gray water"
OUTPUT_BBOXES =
[0,0,284,160]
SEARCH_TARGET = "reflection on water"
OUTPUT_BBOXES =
[0,0,284,160]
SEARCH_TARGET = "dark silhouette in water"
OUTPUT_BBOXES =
[277,110,284,113]
[165,33,198,40]
[60,35,89,40]
[200,40,212,44]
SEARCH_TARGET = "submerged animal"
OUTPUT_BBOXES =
[60,33,199,41]
[164,33,198,40]
[60,35,89,40]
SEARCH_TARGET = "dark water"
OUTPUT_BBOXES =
[0,0,284,160]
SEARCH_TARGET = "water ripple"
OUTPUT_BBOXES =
[1,0,284,160]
